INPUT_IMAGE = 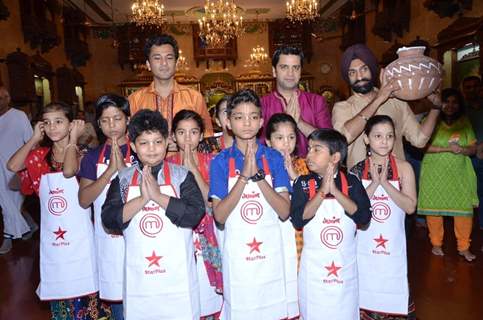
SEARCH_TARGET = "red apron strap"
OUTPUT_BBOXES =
[163,162,171,186]
[97,143,108,164]
[340,172,349,196]
[362,158,370,180]
[262,156,271,175]
[220,136,225,150]
[229,158,236,178]
[131,169,140,186]
[125,138,132,163]
[308,178,316,200]
[389,154,399,181]
[197,153,209,182]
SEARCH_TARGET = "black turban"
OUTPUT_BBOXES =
[340,44,379,84]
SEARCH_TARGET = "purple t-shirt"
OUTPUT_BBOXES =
[78,143,132,181]
[260,90,332,157]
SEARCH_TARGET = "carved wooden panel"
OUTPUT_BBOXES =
[268,19,313,63]
[6,49,36,103]
[192,25,238,69]
[19,0,60,53]
[117,24,164,69]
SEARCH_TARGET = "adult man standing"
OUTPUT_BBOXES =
[332,44,442,169]
[0,86,35,254]
[261,46,332,156]
[128,34,213,143]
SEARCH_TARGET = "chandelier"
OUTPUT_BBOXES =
[198,0,244,48]
[176,49,189,71]
[249,45,268,66]
[286,0,319,23]
[130,0,166,28]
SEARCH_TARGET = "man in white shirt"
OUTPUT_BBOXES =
[0,86,36,254]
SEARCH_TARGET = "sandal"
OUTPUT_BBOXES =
[431,246,444,256]
[458,250,476,262]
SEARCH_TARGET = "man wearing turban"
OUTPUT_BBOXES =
[332,44,441,168]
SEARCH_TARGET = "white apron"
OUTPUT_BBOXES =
[220,156,287,320]
[37,172,97,300]
[123,164,200,320]
[299,173,359,320]
[358,156,409,315]
[281,180,299,319]
[93,143,131,301]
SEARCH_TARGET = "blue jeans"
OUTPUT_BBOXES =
[110,302,124,320]
[472,156,483,229]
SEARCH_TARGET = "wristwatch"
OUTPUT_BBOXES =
[250,169,266,182]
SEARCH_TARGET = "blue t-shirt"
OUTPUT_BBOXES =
[208,141,291,200]
[78,143,134,181]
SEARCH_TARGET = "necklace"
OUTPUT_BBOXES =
[50,145,65,171]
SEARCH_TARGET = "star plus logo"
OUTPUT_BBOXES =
[246,237,263,254]
[325,261,342,277]
[374,234,389,249]
[145,250,162,268]
[53,227,67,240]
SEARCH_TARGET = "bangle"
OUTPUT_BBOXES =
[358,114,369,122]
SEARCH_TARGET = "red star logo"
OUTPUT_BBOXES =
[53,227,67,240]
[145,250,162,268]
[246,237,263,254]
[374,234,389,249]
[325,261,342,277]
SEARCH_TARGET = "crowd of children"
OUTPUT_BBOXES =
[8,86,475,320]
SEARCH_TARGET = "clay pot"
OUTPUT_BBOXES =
[384,46,443,101]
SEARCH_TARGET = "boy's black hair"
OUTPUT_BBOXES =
[128,109,169,141]
[95,94,130,121]
[144,34,179,61]
[441,87,466,123]
[227,89,261,117]
[364,115,395,136]
[214,95,231,119]
[172,109,205,134]
[308,128,348,165]
[272,46,304,68]
[265,113,297,140]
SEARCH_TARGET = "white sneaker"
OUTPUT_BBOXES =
[0,238,12,254]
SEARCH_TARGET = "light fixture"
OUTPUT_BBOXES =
[286,0,319,23]
[248,45,268,67]
[176,49,189,71]
[198,0,244,48]
[130,0,166,28]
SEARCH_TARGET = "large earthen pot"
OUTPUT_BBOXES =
[383,46,443,101]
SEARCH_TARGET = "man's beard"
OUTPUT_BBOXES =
[351,78,374,94]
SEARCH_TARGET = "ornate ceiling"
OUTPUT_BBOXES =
[66,0,349,24]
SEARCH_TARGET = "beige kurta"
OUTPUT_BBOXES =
[332,93,430,168]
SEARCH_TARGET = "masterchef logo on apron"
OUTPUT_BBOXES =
[358,155,409,315]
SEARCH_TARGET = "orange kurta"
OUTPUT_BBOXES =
[128,81,214,137]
